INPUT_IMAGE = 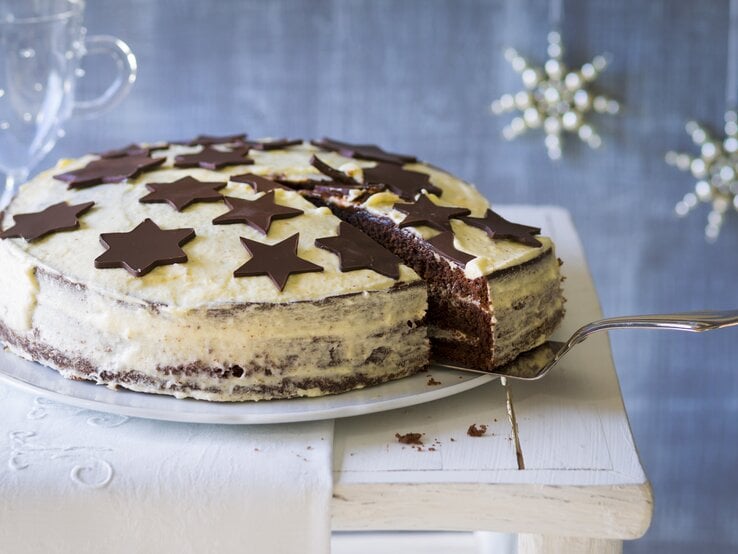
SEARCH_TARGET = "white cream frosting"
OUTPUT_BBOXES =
[1,144,422,309]
[0,244,38,331]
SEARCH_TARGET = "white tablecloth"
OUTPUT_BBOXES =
[0,383,334,554]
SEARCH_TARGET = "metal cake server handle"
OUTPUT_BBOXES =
[434,309,738,381]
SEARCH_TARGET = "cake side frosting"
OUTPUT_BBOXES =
[0,271,427,401]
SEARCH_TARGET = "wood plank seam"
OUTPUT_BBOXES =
[503,376,525,470]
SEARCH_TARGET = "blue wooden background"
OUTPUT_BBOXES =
[39,0,738,552]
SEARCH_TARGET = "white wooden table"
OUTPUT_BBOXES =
[330,206,653,553]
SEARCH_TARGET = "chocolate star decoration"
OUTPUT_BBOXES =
[54,156,165,189]
[234,234,323,291]
[393,195,470,231]
[99,143,168,159]
[231,173,294,193]
[182,134,247,146]
[460,209,542,248]
[312,138,417,165]
[241,138,302,151]
[139,176,227,211]
[313,156,441,200]
[174,146,253,170]
[309,155,365,187]
[316,222,402,279]
[94,219,195,277]
[0,201,94,242]
[426,232,476,268]
[212,192,303,235]
[363,162,442,200]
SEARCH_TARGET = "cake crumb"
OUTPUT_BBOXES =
[450,437,456,442]
[428,447,436,451]
[467,424,488,437]
[395,432,423,445]
[254,448,260,452]
[427,377,441,386]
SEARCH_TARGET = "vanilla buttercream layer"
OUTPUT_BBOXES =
[1,266,428,400]
[427,326,481,346]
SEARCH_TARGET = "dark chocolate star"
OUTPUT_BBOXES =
[393,195,470,231]
[0,201,94,242]
[174,146,253,170]
[363,162,442,200]
[94,219,195,277]
[241,138,302,151]
[460,209,542,248]
[54,156,165,189]
[234,234,323,291]
[99,143,168,159]
[309,155,364,187]
[312,138,417,165]
[212,192,303,235]
[230,173,294,193]
[182,134,247,146]
[139,176,227,211]
[315,222,401,279]
[426,232,475,268]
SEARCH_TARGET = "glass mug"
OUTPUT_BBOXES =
[0,0,136,208]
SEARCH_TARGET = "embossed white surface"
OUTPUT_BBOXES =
[0,384,334,554]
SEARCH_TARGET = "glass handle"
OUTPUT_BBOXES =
[73,35,137,118]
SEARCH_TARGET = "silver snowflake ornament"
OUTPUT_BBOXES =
[666,112,738,241]
[491,31,620,160]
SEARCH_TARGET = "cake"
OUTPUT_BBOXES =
[0,135,565,401]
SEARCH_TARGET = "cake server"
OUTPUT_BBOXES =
[434,309,738,381]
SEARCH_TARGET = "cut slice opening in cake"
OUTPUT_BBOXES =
[307,201,564,370]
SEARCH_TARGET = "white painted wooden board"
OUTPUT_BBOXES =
[331,206,653,541]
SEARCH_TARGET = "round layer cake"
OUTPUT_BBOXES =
[0,135,565,401]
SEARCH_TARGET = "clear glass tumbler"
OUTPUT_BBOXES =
[0,0,137,208]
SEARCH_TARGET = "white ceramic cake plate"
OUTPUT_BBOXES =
[0,347,496,424]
